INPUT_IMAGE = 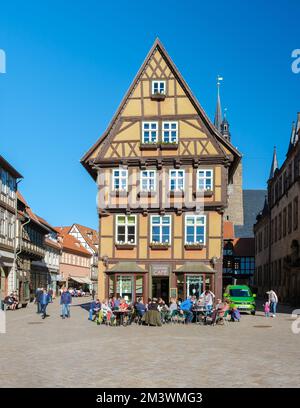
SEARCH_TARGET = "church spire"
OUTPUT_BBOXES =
[214,75,223,132]
[269,146,279,180]
[221,108,231,142]
[287,121,296,155]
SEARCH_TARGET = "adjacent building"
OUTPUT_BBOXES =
[0,155,23,300]
[81,39,241,302]
[32,216,61,296]
[223,221,255,287]
[254,113,300,305]
[55,227,92,290]
[16,193,50,302]
[65,224,99,291]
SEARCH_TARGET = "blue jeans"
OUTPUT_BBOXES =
[36,302,41,313]
[89,308,97,320]
[183,310,194,323]
[41,304,48,317]
[270,302,277,315]
[61,304,70,317]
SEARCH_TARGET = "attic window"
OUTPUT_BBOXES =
[152,80,166,95]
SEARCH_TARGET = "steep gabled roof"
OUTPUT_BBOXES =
[81,38,241,179]
[71,223,99,252]
[54,227,91,256]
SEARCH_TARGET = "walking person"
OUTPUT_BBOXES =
[35,287,43,314]
[91,288,96,301]
[40,289,50,319]
[60,288,72,319]
[263,300,270,318]
[47,288,53,303]
[267,290,278,317]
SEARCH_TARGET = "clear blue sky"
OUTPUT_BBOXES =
[1,0,300,229]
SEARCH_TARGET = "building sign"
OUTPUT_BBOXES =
[151,264,170,276]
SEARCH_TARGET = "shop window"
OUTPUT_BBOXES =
[186,275,203,298]
[116,275,133,303]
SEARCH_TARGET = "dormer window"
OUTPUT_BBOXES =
[152,80,166,95]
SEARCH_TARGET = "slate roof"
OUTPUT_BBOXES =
[234,189,267,238]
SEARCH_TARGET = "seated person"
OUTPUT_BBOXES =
[4,294,16,310]
[89,299,101,321]
[148,298,159,311]
[135,298,146,317]
[119,298,129,311]
[200,290,215,314]
[101,299,114,323]
[230,306,241,322]
[196,296,205,308]
[180,296,195,323]
[169,298,178,316]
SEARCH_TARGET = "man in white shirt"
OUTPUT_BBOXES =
[267,290,278,317]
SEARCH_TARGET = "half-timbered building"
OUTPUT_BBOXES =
[81,39,241,302]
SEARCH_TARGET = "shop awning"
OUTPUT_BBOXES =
[106,262,147,273]
[68,276,93,284]
[174,262,216,274]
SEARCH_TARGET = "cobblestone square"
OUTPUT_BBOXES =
[1,297,300,388]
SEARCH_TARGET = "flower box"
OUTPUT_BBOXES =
[160,142,178,150]
[169,190,185,198]
[138,191,157,198]
[140,143,158,151]
[151,93,166,101]
[150,242,170,250]
[193,190,214,198]
[115,244,135,250]
[184,244,204,250]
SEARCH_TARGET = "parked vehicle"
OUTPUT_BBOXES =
[223,285,256,315]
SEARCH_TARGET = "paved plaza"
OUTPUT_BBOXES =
[1,297,300,388]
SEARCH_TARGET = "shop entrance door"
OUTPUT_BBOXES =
[152,277,169,302]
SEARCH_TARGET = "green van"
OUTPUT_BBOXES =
[223,285,256,315]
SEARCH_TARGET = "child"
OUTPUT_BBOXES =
[230,306,241,322]
[264,301,270,318]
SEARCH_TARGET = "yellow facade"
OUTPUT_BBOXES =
[82,39,240,301]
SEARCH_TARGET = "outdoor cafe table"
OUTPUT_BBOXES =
[113,310,132,326]
[192,306,207,324]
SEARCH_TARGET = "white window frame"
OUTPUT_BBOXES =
[142,121,158,144]
[152,80,166,95]
[150,215,171,244]
[169,169,185,192]
[112,169,128,192]
[197,169,214,192]
[185,215,206,245]
[140,170,157,192]
[115,215,137,245]
[162,121,178,143]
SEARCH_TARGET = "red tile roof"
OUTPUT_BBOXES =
[72,223,99,252]
[223,221,235,240]
[56,224,99,253]
[55,227,91,256]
